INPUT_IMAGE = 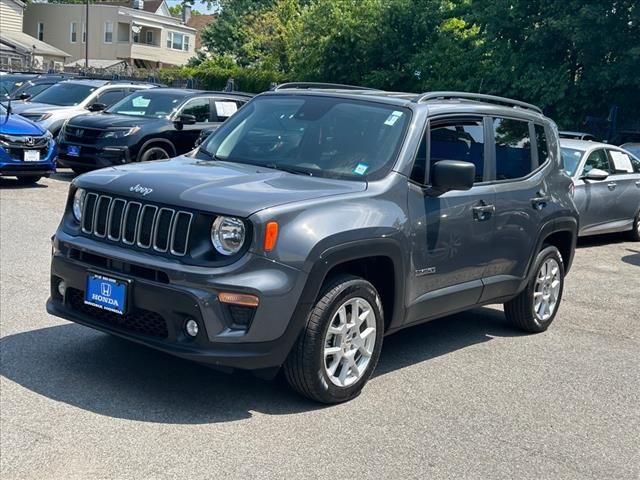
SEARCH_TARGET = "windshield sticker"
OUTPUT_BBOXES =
[132,97,150,108]
[353,163,369,175]
[384,111,403,126]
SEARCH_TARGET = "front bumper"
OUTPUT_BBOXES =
[57,142,132,169]
[47,233,311,370]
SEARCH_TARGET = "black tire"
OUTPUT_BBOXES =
[139,146,171,162]
[629,210,640,242]
[71,166,91,175]
[15,176,41,185]
[504,245,565,333]
[284,275,385,404]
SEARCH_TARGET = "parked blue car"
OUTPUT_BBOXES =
[0,103,56,184]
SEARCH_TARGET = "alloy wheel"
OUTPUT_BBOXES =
[533,258,561,322]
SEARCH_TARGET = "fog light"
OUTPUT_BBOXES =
[185,319,199,337]
[57,280,67,297]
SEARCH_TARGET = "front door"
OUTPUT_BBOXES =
[173,97,214,153]
[575,148,618,235]
[406,116,495,324]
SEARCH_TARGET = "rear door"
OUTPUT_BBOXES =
[481,118,549,301]
[606,148,640,225]
[574,148,617,234]
[406,116,496,323]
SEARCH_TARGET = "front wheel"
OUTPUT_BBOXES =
[504,245,565,333]
[629,210,640,242]
[139,146,171,162]
[284,275,384,404]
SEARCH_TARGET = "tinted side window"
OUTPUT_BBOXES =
[583,149,611,174]
[535,124,549,164]
[181,98,211,122]
[494,118,532,180]
[428,119,484,183]
[630,155,640,173]
[97,89,125,106]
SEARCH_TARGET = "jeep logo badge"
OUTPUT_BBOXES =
[129,184,153,196]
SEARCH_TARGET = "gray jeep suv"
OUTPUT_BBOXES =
[47,85,579,403]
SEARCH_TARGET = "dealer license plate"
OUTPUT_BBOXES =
[84,273,129,315]
[67,145,81,157]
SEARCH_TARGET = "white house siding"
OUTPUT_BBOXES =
[0,0,24,33]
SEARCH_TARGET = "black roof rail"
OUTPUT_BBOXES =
[273,82,379,92]
[414,91,542,114]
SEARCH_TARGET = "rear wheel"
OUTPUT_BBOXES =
[504,245,565,333]
[284,275,384,404]
[15,176,41,185]
[139,146,171,162]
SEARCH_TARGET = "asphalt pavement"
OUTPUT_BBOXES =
[1,172,639,479]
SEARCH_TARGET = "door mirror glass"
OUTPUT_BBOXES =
[583,168,609,181]
[429,160,476,195]
[87,102,107,112]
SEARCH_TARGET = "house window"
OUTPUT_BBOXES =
[70,22,78,43]
[166,32,190,51]
[37,23,44,41]
[82,23,86,43]
[104,22,113,43]
[146,31,153,44]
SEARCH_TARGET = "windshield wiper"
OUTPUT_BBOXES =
[264,163,314,176]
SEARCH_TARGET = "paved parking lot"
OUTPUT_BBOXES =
[1,172,639,480]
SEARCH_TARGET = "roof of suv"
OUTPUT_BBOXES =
[265,83,546,121]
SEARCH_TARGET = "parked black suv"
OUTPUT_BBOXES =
[47,85,579,403]
[57,88,252,173]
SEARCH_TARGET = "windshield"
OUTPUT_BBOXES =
[1,75,36,95]
[107,90,189,118]
[29,82,97,106]
[561,147,585,176]
[201,95,410,180]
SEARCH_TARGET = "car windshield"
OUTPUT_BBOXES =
[0,75,36,95]
[29,82,97,106]
[623,144,640,158]
[201,95,410,180]
[107,90,189,118]
[561,147,585,176]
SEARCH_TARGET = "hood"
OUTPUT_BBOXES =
[0,114,46,135]
[75,156,367,217]
[11,102,76,115]
[68,112,165,129]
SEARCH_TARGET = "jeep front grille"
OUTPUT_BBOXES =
[81,193,193,256]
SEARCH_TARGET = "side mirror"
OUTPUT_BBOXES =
[87,102,107,112]
[427,160,476,196]
[582,168,609,181]
[176,113,197,126]
[18,92,31,100]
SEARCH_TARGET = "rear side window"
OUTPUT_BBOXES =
[582,149,611,174]
[213,99,244,122]
[494,118,532,180]
[608,150,634,174]
[535,124,549,164]
[426,119,485,183]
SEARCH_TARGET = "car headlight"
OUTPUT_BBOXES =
[210,216,246,256]
[100,126,140,139]
[72,188,86,222]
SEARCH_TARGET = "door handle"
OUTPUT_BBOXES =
[607,182,617,190]
[530,195,551,210]
[472,203,495,221]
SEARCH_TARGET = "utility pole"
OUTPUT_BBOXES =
[85,0,89,69]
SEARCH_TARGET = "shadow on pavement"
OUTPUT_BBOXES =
[1,307,519,424]
[0,178,48,189]
[50,170,75,183]
[621,248,640,267]
[576,233,627,248]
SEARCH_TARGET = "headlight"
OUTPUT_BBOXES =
[72,188,86,222]
[100,126,140,139]
[210,216,246,256]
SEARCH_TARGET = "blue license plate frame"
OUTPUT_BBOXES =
[84,272,130,315]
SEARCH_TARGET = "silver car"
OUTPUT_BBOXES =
[561,139,640,240]
[11,79,156,136]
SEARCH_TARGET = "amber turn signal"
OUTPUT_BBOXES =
[264,221,279,252]
[218,292,260,307]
